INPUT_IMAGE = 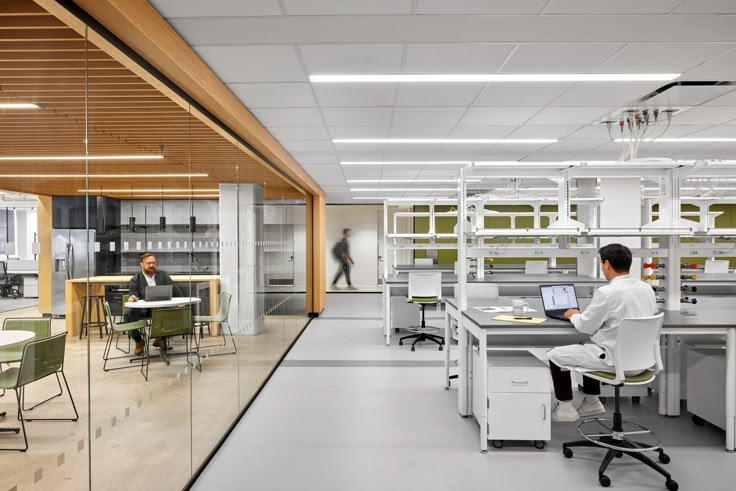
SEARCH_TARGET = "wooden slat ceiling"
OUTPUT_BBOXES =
[0,0,303,199]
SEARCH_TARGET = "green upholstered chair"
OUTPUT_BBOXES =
[399,272,444,351]
[561,313,678,491]
[193,292,236,355]
[0,332,78,452]
[102,300,149,372]
[143,305,199,381]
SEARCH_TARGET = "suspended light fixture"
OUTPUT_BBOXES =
[128,187,136,233]
[159,185,166,231]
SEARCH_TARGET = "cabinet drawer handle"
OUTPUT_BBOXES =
[543,404,547,421]
[511,380,529,385]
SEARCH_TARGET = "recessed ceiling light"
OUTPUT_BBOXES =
[0,155,164,161]
[0,103,40,109]
[310,74,680,83]
[0,173,207,178]
[614,138,736,143]
[341,161,471,165]
[334,138,557,144]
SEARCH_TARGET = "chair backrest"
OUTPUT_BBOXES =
[454,283,499,299]
[611,313,665,384]
[121,294,130,318]
[17,332,67,387]
[414,258,433,266]
[525,261,548,275]
[217,292,232,321]
[408,272,442,301]
[103,301,119,330]
[2,317,51,339]
[704,259,729,274]
[149,306,193,338]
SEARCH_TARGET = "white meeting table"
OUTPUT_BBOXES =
[0,330,35,435]
[444,296,736,454]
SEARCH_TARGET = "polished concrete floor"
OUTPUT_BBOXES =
[194,293,736,491]
[0,305,307,491]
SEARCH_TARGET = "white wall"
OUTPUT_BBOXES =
[326,205,381,288]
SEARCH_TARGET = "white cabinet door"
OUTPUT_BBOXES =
[488,392,550,441]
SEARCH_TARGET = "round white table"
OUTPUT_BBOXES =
[0,330,35,434]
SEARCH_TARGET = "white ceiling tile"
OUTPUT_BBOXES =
[322,107,393,126]
[704,89,736,106]
[680,48,736,80]
[686,127,736,138]
[563,125,613,140]
[550,82,662,107]
[596,43,735,73]
[150,0,282,17]
[473,83,572,106]
[458,107,541,126]
[509,126,580,139]
[501,43,625,73]
[396,84,484,107]
[672,106,736,125]
[251,107,324,126]
[328,126,390,139]
[292,155,339,164]
[392,107,467,126]
[268,126,330,140]
[300,45,404,74]
[403,44,514,73]
[544,0,682,14]
[448,126,518,138]
[229,83,316,108]
[281,140,335,152]
[389,126,454,138]
[283,0,413,14]
[673,0,736,14]
[193,45,305,83]
[657,125,720,137]
[415,0,548,14]
[526,107,617,125]
[313,84,397,107]
[535,140,606,152]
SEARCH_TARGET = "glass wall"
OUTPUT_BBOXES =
[0,3,310,489]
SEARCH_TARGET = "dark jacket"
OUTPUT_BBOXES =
[125,270,183,322]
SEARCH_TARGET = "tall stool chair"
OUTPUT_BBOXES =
[561,313,678,490]
[79,294,108,339]
[399,272,444,351]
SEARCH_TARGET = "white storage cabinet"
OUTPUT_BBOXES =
[472,350,551,449]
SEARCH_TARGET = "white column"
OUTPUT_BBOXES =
[576,179,598,277]
[219,183,264,335]
[598,178,642,276]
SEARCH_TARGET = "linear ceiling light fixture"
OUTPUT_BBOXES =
[0,173,207,178]
[334,138,557,144]
[0,155,164,162]
[346,179,477,183]
[350,188,455,192]
[78,189,218,193]
[0,103,40,109]
[614,138,736,143]
[340,161,471,165]
[310,74,680,83]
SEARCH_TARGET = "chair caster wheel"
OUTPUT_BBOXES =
[658,452,671,464]
[632,396,641,404]
[691,415,705,426]
[599,475,611,487]
[563,447,573,458]
[666,479,679,491]
[394,328,399,333]
[533,440,545,450]
[410,347,415,352]
[600,397,607,404]
[491,440,503,449]
[399,341,403,346]
[615,451,623,458]
[438,346,443,351]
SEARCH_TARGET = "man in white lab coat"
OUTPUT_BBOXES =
[549,243,657,422]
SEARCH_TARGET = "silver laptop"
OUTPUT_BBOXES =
[539,284,579,322]
[144,285,173,302]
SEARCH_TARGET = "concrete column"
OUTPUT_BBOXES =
[598,178,642,276]
[219,184,264,335]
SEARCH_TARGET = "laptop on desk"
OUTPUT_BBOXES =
[539,284,579,322]
[144,285,173,302]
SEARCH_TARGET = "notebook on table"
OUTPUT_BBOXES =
[539,284,578,322]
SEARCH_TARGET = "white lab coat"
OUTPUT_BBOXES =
[547,274,657,372]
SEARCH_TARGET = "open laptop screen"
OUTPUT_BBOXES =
[540,284,579,312]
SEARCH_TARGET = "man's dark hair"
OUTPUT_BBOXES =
[140,252,156,263]
[598,243,632,273]
[342,228,351,236]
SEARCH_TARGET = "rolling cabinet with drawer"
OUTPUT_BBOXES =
[472,350,551,449]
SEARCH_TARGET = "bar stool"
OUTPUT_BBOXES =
[80,295,108,338]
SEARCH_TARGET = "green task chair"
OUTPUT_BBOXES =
[143,306,199,381]
[102,300,149,372]
[561,313,678,491]
[0,318,52,410]
[0,332,78,452]
[193,292,236,355]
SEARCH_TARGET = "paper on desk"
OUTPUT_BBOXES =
[475,306,537,313]
[493,315,546,325]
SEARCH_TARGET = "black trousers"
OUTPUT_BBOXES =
[550,361,600,402]
[332,262,352,286]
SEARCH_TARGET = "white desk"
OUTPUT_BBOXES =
[124,297,201,310]
[444,296,736,453]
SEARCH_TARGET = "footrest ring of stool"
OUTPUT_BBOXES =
[577,418,662,453]
[407,326,440,334]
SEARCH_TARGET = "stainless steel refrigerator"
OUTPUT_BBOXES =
[52,229,96,317]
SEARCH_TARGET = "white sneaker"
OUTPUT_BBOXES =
[551,402,580,423]
[576,399,606,418]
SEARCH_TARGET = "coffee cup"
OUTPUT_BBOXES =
[511,299,530,316]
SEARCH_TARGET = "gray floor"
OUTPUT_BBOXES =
[194,293,736,491]
[0,297,38,313]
